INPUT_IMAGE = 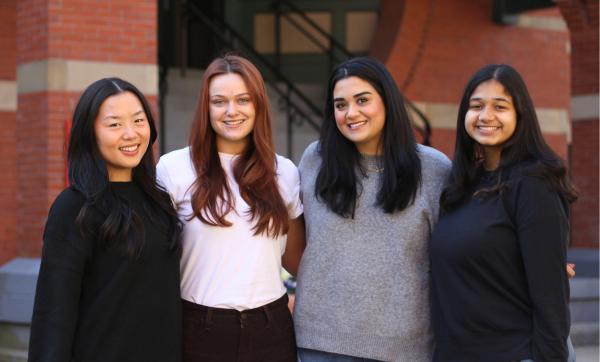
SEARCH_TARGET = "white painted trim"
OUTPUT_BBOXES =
[409,101,571,141]
[17,59,158,95]
[514,15,568,32]
[571,94,600,121]
[0,81,17,111]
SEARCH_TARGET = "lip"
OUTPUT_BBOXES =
[348,120,367,130]
[223,119,245,128]
[475,125,501,134]
[119,143,141,155]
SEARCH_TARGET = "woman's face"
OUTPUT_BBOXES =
[208,73,256,154]
[94,91,151,182]
[333,76,386,155]
[465,79,517,156]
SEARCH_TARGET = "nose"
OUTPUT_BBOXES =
[479,105,494,122]
[346,103,360,120]
[122,124,136,140]
[226,101,240,117]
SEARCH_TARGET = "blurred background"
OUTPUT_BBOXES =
[0,0,597,360]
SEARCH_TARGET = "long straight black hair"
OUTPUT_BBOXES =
[68,77,182,259]
[316,58,422,218]
[440,64,579,212]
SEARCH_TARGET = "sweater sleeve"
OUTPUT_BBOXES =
[28,231,86,362]
[514,177,570,362]
[28,189,91,362]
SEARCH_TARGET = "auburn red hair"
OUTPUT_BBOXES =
[187,54,289,237]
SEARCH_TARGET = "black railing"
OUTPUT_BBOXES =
[270,0,432,145]
[182,1,322,159]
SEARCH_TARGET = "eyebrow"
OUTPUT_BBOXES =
[470,97,512,104]
[103,110,145,120]
[210,92,251,99]
[333,91,373,103]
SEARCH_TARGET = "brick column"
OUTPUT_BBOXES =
[15,0,158,259]
[558,0,599,248]
[0,1,18,266]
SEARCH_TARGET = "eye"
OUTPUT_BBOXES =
[357,97,368,104]
[469,104,482,109]
[335,102,346,109]
[238,98,251,104]
[134,118,145,123]
[213,100,224,106]
[109,123,120,127]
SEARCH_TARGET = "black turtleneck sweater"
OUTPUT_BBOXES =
[29,182,181,362]
[430,168,570,362]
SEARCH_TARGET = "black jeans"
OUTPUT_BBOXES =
[181,294,297,362]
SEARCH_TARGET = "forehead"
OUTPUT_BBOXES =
[98,91,143,114]
[471,79,511,100]
[209,73,249,95]
[333,76,377,97]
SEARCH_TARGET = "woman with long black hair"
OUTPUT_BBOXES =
[293,57,451,362]
[29,78,182,362]
[156,54,305,362]
[430,64,578,362]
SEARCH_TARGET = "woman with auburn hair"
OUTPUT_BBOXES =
[430,64,578,362]
[156,54,305,361]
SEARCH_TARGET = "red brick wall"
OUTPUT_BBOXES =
[0,0,18,266]
[385,0,570,108]
[48,0,156,63]
[13,0,158,260]
[558,0,599,248]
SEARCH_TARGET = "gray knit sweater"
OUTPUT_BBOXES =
[293,141,451,362]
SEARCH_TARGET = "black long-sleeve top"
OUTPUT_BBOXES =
[430,168,570,362]
[29,182,182,362]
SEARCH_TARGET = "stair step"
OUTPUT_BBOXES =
[571,322,600,346]
[0,347,27,362]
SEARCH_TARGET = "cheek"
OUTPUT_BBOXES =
[333,110,345,129]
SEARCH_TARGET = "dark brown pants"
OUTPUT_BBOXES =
[181,294,297,362]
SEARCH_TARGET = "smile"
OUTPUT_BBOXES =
[349,121,367,129]
[224,120,244,125]
[119,145,139,152]
[477,126,500,131]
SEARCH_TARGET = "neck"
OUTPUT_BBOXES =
[356,140,384,155]
[216,137,250,155]
[482,147,501,171]
[108,169,133,182]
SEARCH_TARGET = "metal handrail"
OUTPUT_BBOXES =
[270,0,431,145]
[272,0,353,59]
[183,2,323,158]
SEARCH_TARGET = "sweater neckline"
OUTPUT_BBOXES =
[359,153,384,170]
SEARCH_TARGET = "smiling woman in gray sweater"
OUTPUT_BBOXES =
[293,58,451,362]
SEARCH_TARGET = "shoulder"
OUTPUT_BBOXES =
[158,147,192,169]
[510,173,569,218]
[275,154,300,185]
[48,187,87,219]
[45,187,88,240]
[416,144,452,179]
[298,141,321,172]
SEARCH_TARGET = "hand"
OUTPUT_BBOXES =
[567,264,575,279]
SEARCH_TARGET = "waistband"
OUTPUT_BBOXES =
[182,293,290,331]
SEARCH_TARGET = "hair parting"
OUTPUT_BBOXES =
[187,54,289,238]
[440,64,579,212]
[68,77,182,259]
[316,57,422,218]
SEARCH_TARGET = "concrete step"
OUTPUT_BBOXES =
[0,347,27,362]
[571,322,600,346]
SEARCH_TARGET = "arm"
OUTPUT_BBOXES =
[282,215,306,276]
[516,178,570,362]
[28,230,86,361]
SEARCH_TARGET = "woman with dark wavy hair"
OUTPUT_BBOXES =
[156,54,305,361]
[430,64,578,362]
[29,78,183,361]
[293,57,451,361]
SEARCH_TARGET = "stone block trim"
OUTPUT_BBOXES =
[0,258,40,324]
[17,59,158,96]
[0,81,17,111]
